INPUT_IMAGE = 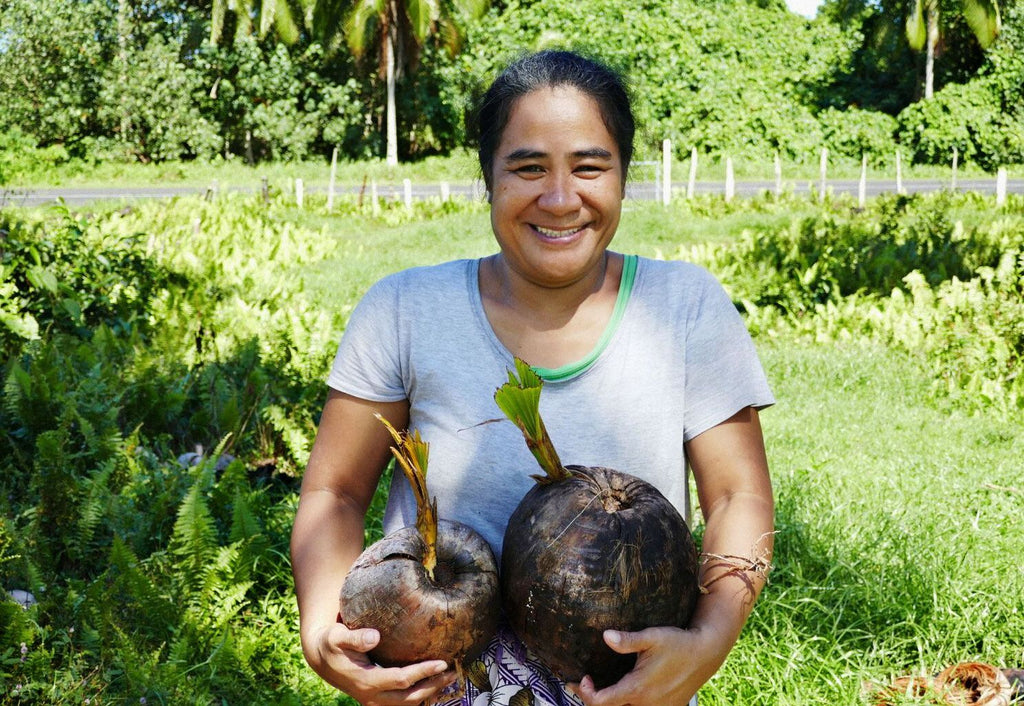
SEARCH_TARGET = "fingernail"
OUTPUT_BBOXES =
[362,629,378,647]
[605,630,621,645]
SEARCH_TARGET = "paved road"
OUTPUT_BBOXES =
[3,177,1022,209]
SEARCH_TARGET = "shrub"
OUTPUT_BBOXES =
[817,107,898,165]
[897,79,1024,170]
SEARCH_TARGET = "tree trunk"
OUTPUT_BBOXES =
[925,6,939,99]
[385,30,398,166]
[118,0,130,141]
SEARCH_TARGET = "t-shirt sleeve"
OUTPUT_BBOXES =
[325,275,407,402]
[682,269,774,442]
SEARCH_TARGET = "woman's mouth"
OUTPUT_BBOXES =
[532,224,586,240]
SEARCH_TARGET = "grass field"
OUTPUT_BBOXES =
[294,195,1024,704]
[2,186,1020,704]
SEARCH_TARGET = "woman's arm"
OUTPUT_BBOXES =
[575,406,774,706]
[291,390,456,705]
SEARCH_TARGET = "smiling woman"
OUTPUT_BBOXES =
[291,49,775,706]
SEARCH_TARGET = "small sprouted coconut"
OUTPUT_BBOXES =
[339,415,500,690]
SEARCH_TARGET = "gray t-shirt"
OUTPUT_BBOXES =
[327,255,774,563]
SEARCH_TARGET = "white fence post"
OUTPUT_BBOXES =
[858,154,867,207]
[371,179,380,215]
[403,178,413,209]
[328,146,338,211]
[725,157,735,202]
[774,152,782,197]
[440,181,450,202]
[819,148,828,203]
[996,167,1007,206]
[295,178,304,209]
[951,147,958,191]
[661,139,672,206]
[896,149,904,195]
[687,147,697,200]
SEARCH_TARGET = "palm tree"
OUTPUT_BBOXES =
[906,0,1001,98]
[343,0,487,165]
[210,0,308,46]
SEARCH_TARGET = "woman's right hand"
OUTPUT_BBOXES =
[305,621,457,706]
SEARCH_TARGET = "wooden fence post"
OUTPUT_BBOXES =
[662,139,672,206]
[261,176,269,204]
[687,147,697,200]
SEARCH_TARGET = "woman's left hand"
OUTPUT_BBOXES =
[571,625,728,706]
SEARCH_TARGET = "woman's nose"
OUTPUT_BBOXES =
[536,173,582,214]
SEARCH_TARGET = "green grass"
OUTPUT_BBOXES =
[283,196,1024,704]
[4,186,1020,704]
[703,341,1024,705]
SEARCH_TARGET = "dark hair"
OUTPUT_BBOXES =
[475,50,635,190]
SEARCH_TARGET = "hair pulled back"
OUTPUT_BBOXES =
[476,50,635,190]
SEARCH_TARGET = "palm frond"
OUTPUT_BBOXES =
[962,0,1001,48]
[406,0,441,42]
[906,0,927,50]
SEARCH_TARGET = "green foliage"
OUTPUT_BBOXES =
[0,208,170,357]
[0,192,356,702]
[1,181,1022,703]
[675,190,1024,416]
[463,0,856,163]
[897,77,1024,169]
[98,35,223,162]
[0,130,69,187]
[818,107,899,164]
[0,0,111,157]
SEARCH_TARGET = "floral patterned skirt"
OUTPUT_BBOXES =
[433,624,697,706]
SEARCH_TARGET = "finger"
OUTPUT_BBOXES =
[331,625,381,653]
[603,628,657,655]
[377,666,458,705]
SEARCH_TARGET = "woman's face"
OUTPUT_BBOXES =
[488,85,623,290]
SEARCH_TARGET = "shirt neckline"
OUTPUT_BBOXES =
[471,254,639,383]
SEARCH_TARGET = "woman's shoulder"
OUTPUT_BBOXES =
[366,258,477,298]
[633,255,719,290]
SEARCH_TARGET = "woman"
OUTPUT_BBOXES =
[291,50,775,706]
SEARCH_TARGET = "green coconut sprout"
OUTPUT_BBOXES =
[376,414,438,578]
[493,358,570,484]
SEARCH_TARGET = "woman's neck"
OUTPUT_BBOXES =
[479,252,624,369]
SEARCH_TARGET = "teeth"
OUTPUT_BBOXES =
[534,225,582,238]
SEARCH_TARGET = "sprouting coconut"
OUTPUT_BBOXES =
[339,415,500,671]
[495,359,700,689]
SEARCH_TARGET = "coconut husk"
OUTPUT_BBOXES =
[868,662,1023,705]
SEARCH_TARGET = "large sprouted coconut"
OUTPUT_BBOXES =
[340,416,500,674]
[495,359,700,689]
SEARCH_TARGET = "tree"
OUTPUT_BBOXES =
[343,0,487,165]
[210,0,308,45]
[906,0,1001,98]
